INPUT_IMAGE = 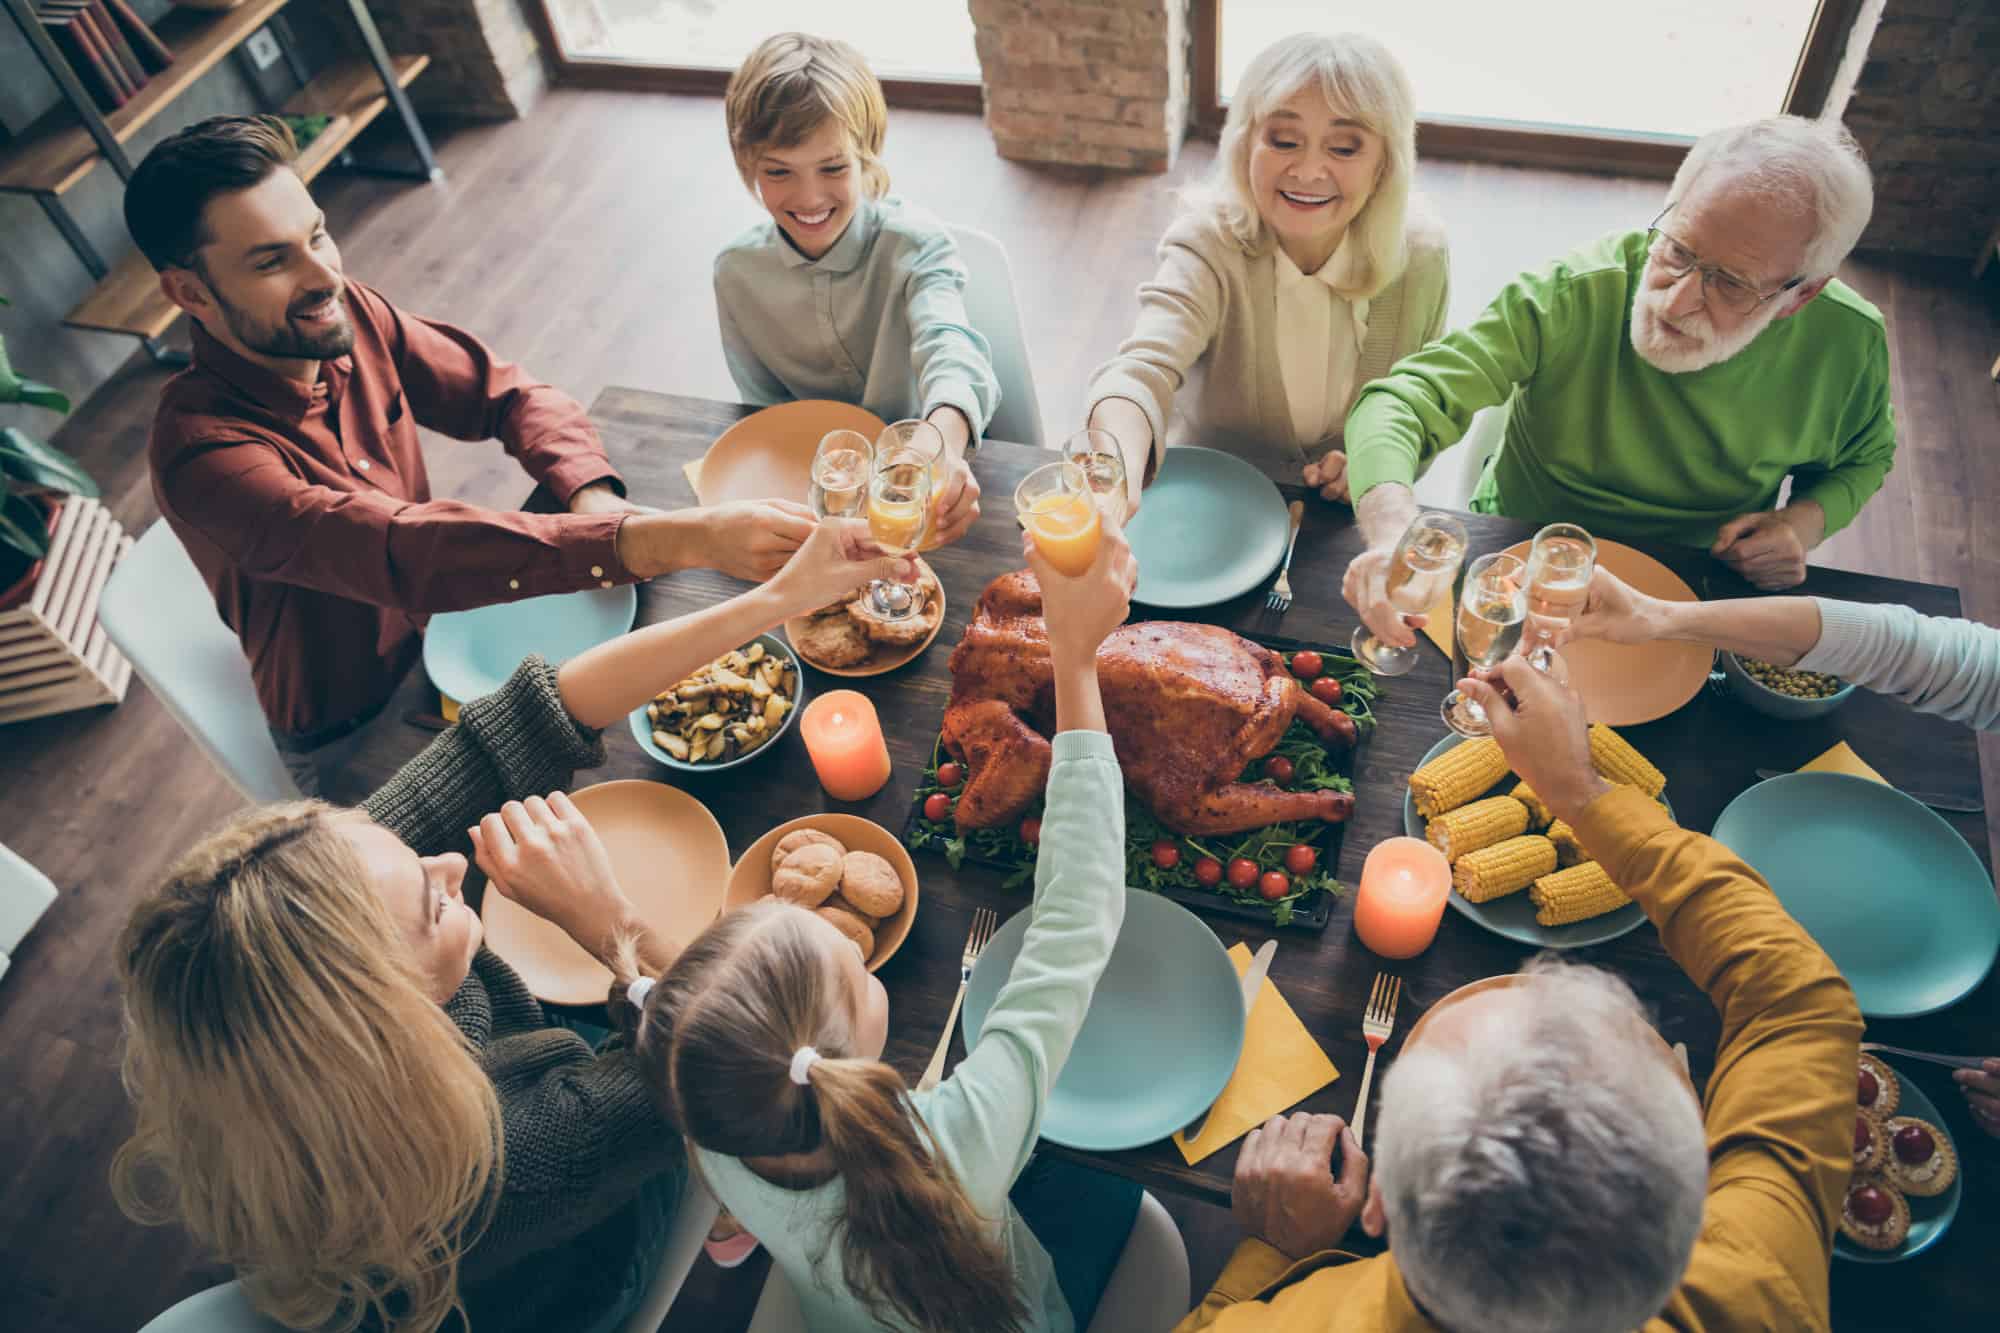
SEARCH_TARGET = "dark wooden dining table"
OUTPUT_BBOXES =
[337,389,1995,1331]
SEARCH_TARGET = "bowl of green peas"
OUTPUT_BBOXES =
[1719,651,1856,720]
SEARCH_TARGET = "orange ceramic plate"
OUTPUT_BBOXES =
[725,814,920,972]
[1406,975,1696,1097]
[783,560,948,679]
[1503,538,1710,725]
[481,780,731,1005]
[690,400,889,506]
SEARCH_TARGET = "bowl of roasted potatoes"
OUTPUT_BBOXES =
[628,634,804,772]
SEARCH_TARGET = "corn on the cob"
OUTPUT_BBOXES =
[1588,725,1665,798]
[1546,819,1585,867]
[1427,796,1530,862]
[1409,738,1509,818]
[1511,781,1552,829]
[1452,835,1558,903]
[1530,860,1631,926]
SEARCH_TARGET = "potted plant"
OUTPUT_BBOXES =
[0,294,99,611]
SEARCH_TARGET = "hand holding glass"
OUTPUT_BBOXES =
[877,419,946,546]
[1441,553,1527,737]
[862,458,932,621]
[1015,461,1101,578]
[1352,512,1468,676]
[1522,522,1596,684]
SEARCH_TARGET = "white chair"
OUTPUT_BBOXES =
[615,1178,723,1333]
[1411,403,1507,512]
[98,521,299,804]
[0,841,58,963]
[137,1281,282,1332]
[746,1189,1189,1333]
[948,224,1046,449]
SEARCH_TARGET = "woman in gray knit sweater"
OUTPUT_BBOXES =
[114,521,911,1333]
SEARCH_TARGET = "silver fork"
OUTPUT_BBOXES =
[1350,973,1401,1148]
[919,908,997,1092]
[1266,501,1306,613]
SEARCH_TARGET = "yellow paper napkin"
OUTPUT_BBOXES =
[1172,943,1340,1164]
[1798,741,1888,785]
[1419,593,1454,658]
[681,459,706,500]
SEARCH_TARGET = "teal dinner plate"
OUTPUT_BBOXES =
[1123,446,1290,608]
[1711,773,1999,1019]
[1835,1060,1961,1264]
[425,584,638,706]
[962,888,1245,1151]
[1403,733,1655,950]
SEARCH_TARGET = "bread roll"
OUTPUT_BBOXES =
[839,851,904,918]
[771,842,842,908]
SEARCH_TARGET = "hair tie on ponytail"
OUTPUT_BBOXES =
[626,976,654,1009]
[789,1045,822,1086]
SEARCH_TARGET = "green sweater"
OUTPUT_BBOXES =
[1344,230,1896,547]
[361,656,684,1333]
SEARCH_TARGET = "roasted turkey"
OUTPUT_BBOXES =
[943,570,1358,836]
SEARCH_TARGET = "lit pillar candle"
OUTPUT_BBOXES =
[1353,837,1452,958]
[798,690,892,801]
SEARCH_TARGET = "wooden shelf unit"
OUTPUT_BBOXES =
[0,0,293,198]
[64,52,432,339]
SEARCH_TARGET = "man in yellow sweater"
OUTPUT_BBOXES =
[1177,656,1862,1333]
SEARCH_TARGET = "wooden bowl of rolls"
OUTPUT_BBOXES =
[723,814,919,972]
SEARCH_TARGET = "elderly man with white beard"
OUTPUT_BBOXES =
[1337,115,1890,645]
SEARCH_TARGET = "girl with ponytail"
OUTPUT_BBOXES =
[619,524,1145,1332]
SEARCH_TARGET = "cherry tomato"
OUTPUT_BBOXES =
[1020,817,1042,847]
[923,793,952,822]
[1310,676,1345,705]
[1284,844,1318,876]
[937,762,965,788]
[1264,755,1296,785]
[1290,650,1324,679]
[1259,870,1291,900]
[1226,857,1259,890]
[1194,857,1224,887]
[1151,840,1181,870]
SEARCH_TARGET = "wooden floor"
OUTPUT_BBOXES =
[2,89,1995,1332]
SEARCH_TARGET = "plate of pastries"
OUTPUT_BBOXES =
[1838,1051,1961,1261]
[785,558,946,676]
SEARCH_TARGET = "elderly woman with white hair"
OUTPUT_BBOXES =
[1083,32,1449,500]
[1342,114,1892,653]
[1176,655,1863,1333]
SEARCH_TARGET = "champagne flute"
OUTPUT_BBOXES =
[863,456,933,621]
[1061,428,1128,525]
[1015,461,1101,578]
[1351,512,1469,676]
[877,419,946,546]
[1441,553,1527,737]
[808,429,873,519]
[1522,522,1595,684]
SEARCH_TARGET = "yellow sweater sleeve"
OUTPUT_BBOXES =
[1571,787,1862,1328]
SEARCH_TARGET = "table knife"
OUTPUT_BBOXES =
[1186,939,1278,1142]
[1752,768,1982,814]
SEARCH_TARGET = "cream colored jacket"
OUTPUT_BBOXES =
[1086,211,1451,485]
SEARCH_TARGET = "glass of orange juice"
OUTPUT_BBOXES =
[877,420,946,547]
[863,455,933,621]
[1015,461,1101,578]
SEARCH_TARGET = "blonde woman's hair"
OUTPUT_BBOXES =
[1189,32,1418,300]
[725,32,891,198]
[113,803,503,1333]
[615,900,1027,1333]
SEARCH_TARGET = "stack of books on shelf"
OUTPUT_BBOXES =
[0,497,133,724]
[36,1,175,113]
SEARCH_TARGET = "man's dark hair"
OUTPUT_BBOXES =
[124,115,299,272]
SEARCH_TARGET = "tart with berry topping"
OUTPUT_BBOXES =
[1838,1180,1910,1252]
[1851,1112,1885,1175]
[1881,1116,1957,1198]
[1856,1053,1899,1119]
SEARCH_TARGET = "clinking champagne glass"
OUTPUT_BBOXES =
[808,429,873,519]
[877,419,946,547]
[1061,428,1129,526]
[1441,553,1527,737]
[1522,522,1596,686]
[1351,512,1469,676]
[864,455,933,621]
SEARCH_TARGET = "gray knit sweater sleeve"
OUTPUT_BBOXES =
[363,655,607,856]
[1797,599,2000,732]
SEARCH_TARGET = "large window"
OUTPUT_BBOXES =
[1219,1,1824,139]
[544,0,981,83]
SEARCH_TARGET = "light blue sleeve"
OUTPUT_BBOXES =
[1798,599,2000,731]
[714,263,791,407]
[914,730,1126,1213]
[902,227,1000,437]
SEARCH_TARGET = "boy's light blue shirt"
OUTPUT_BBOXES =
[713,196,1000,437]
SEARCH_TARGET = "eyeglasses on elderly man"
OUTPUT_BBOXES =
[1645,203,1806,315]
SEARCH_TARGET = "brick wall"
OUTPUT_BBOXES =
[357,0,548,121]
[1839,0,2000,260]
[970,0,1191,172]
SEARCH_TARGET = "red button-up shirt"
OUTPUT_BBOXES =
[151,281,632,737]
